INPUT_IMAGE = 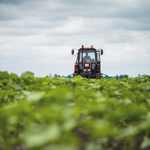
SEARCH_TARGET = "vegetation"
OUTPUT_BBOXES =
[54,73,58,77]
[119,74,129,79]
[0,71,150,150]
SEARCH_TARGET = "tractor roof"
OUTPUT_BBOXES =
[79,45,96,50]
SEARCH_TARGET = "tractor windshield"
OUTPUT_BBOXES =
[79,49,96,63]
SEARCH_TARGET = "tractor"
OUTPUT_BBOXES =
[71,45,103,79]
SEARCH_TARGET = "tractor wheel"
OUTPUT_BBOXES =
[73,73,78,77]
[96,73,101,79]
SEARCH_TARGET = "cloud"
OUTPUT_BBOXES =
[0,4,21,20]
[49,16,84,34]
[0,0,150,77]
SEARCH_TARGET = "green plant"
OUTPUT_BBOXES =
[0,71,150,150]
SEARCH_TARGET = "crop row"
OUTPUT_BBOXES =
[0,71,150,150]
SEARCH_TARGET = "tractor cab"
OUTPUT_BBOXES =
[72,45,103,79]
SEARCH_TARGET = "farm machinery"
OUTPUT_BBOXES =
[71,45,103,79]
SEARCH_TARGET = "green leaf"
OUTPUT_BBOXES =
[20,124,60,148]
[63,119,76,131]
[140,136,150,149]
[26,92,45,103]
[10,73,19,81]
[21,71,34,79]
[0,71,9,79]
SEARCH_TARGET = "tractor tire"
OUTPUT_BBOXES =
[96,73,101,79]
[73,73,78,78]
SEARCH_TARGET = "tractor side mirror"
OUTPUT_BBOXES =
[101,49,103,55]
[71,49,74,55]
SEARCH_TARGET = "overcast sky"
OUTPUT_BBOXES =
[0,0,150,77]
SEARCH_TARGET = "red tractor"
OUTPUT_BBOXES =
[71,45,103,79]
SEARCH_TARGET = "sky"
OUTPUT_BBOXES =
[0,0,150,77]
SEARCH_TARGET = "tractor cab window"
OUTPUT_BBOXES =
[97,51,100,62]
[79,50,96,63]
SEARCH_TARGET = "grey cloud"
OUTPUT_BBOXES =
[0,0,150,77]
[1,0,150,20]
[0,4,21,20]
[60,0,150,18]
[0,0,26,5]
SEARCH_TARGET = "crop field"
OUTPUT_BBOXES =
[0,71,150,150]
